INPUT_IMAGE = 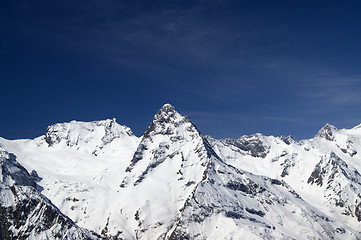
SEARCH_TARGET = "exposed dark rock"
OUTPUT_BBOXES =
[225,211,244,219]
[271,179,283,185]
[280,136,293,145]
[222,135,269,158]
[315,124,337,141]
[126,143,148,172]
[355,201,361,222]
[336,228,345,234]
[280,155,297,178]
[169,229,190,240]
[226,181,250,193]
[30,170,42,182]
[185,181,196,187]
[245,208,265,217]
[307,161,324,186]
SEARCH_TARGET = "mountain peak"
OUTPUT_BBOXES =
[153,103,178,123]
[127,104,199,172]
[141,104,192,139]
[315,123,338,141]
[44,119,136,154]
[161,103,174,110]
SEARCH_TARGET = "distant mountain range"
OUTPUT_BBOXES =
[1,104,360,239]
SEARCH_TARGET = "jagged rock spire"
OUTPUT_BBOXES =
[315,123,338,141]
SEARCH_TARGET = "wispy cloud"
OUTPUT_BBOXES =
[58,1,290,74]
[299,73,361,105]
[264,116,308,125]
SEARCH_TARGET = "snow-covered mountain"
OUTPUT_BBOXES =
[206,124,361,233]
[1,104,361,239]
[0,118,140,239]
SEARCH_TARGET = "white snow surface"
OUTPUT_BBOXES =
[0,119,140,238]
[1,106,361,239]
[207,124,361,233]
[0,145,99,239]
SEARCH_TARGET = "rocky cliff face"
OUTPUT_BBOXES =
[1,105,361,239]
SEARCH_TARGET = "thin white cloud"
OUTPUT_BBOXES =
[264,116,307,125]
[62,1,290,74]
[299,73,361,105]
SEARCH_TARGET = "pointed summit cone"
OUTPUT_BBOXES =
[142,103,192,138]
[125,104,198,173]
[119,104,215,239]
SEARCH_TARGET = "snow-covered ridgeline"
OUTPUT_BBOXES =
[0,119,140,238]
[207,123,361,231]
[1,104,361,239]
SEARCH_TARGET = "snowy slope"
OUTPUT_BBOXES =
[171,156,358,239]
[115,104,212,239]
[207,124,361,234]
[0,144,100,239]
[1,104,361,239]
[0,119,140,238]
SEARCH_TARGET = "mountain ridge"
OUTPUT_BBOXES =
[1,104,361,239]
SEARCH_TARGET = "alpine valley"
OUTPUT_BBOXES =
[1,104,361,239]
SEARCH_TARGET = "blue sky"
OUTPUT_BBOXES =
[2,0,361,140]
